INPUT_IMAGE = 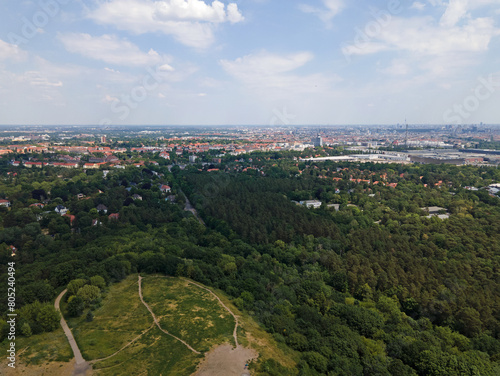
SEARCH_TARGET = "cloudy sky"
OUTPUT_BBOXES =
[1,0,500,126]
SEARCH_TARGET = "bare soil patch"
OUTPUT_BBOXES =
[0,359,79,376]
[193,345,258,376]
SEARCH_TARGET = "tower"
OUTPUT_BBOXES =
[405,118,408,148]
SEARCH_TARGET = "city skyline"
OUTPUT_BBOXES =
[1,0,500,126]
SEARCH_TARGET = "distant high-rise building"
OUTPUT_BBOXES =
[101,135,106,143]
[313,135,323,147]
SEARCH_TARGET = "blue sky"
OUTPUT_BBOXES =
[1,0,500,126]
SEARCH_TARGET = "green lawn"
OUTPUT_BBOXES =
[142,276,235,353]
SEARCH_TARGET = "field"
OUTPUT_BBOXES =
[0,328,74,375]
[141,276,235,353]
[67,275,152,361]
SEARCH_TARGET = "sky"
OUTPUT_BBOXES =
[1,0,500,126]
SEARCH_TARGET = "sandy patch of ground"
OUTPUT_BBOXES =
[193,345,258,376]
[0,359,81,376]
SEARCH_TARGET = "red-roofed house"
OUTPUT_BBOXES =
[0,199,11,207]
[64,214,76,225]
[108,213,119,220]
[160,185,171,193]
[24,161,43,168]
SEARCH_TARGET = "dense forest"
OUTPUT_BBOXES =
[1,154,500,375]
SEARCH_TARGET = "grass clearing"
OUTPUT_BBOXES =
[0,328,73,366]
[93,326,202,376]
[142,275,235,353]
[66,275,151,360]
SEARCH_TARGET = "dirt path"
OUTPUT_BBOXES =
[138,275,201,354]
[89,322,155,364]
[184,279,239,348]
[182,191,206,226]
[180,278,258,376]
[54,289,92,376]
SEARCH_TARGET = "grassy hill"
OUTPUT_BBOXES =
[2,274,297,375]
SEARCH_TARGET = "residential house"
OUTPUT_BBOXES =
[108,213,119,220]
[24,161,43,168]
[84,162,106,169]
[160,185,171,193]
[96,204,108,214]
[299,200,322,209]
[55,205,68,215]
[132,194,143,201]
[0,199,11,207]
[421,206,450,220]
[50,162,79,168]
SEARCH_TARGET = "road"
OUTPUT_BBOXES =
[54,289,91,376]
[182,191,206,226]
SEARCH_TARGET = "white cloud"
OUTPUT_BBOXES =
[299,0,344,26]
[343,15,499,58]
[88,0,244,49]
[102,94,119,103]
[411,2,427,11]
[220,51,337,97]
[227,3,244,23]
[382,59,411,76]
[386,17,497,54]
[0,39,27,61]
[440,0,469,27]
[58,33,165,67]
[154,0,225,22]
[222,51,314,76]
[25,71,63,87]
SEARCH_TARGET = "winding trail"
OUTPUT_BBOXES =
[54,289,91,376]
[138,275,201,354]
[183,278,239,348]
[89,322,155,364]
